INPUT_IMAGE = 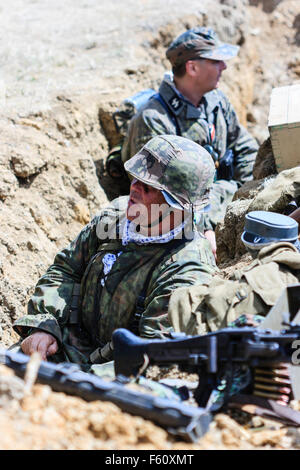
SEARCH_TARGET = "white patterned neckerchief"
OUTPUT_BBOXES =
[100,219,187,286]
[121,218,187,246]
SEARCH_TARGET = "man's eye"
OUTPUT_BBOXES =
[144,185,149,193]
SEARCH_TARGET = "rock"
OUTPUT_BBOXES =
[253,137,277,180]
[232,179,265,201]
[72,203,91,225]
[249,0,283,13]
[216,198,252,262]
[249,167,300,212]
[0,168,18,200]
[217,167,300,261]
[11,152,48,179]
[0,365,25,407]
[249,428,288,447]
[98,98,124,148]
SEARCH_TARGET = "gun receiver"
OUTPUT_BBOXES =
[113,326,300,407]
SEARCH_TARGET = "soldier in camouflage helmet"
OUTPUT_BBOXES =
[122,27,259,256]
[13,135,217,370]
[125,134,215,213]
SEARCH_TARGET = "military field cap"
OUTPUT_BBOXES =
[124,135,215,212]
[166,27,239,67]
[241,211,299,250]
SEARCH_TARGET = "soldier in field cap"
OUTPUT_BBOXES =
[122,27,259,256]
[12,135,217,369]
[165,27,240,69]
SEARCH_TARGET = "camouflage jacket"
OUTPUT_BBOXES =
[13,196,217,366]
[122,73,258,186]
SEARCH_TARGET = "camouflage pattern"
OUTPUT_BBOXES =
[169,242,300,336]
[166,27,239,67]
[125,135,215,212]
[121,74,258,230]
[13,196,217,368]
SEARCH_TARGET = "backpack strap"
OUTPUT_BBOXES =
[66,283,82,325]
[153,93,181,136]
[130,238,187,334]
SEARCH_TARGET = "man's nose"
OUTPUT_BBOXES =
[220,60,227,71]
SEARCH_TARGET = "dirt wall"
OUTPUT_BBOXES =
[1,0,300,450]
[1,0,300,346]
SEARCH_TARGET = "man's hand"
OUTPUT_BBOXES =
[204,230,217,261]
[21,332,58,361]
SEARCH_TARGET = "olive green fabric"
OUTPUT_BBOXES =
[13,196,217,368]
[168,242,300,335]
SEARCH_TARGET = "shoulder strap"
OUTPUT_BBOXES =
[131,238,186,334]
[153,93,181,136]
[67,282,82,325]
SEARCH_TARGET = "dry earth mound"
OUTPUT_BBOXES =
[1,0,300,346]
[0,0,300,450]
[0,362,297,450]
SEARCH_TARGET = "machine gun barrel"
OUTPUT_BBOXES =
[0,348,211,442]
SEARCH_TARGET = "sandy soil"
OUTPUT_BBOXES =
[1,0,300,451]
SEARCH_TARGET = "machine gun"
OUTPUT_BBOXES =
[0,348,211,443]
[113,285,300,409]
[113,325,300,408]
[1,286,299,442]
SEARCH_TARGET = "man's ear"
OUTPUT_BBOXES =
[185,60,199,77]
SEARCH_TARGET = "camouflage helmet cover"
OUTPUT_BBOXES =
[124,135,215,212]
[166,27,239,68]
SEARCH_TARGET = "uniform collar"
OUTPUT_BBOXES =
[159,73,220,119]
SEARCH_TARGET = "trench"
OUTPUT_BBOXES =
[0,0,300,450]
